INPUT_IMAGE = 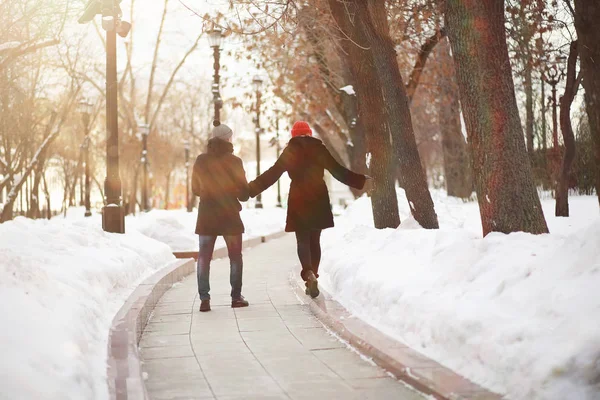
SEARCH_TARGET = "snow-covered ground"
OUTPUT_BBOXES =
[127,207,287,251]
[0,217,175,400]
[59,206,286,251]
[320,190,600,400]
[0,206,286,399]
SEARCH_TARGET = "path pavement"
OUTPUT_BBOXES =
[139,234,427,400]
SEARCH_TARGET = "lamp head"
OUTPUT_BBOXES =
[252,75,263,91]
[78,99,94,114]
[138,123,150,136]
[207,27,224,48]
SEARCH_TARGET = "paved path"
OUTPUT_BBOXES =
[140,234,426,400]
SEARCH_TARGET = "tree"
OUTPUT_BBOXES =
[555,40,580,217]
[436,38,472,198]
[445,0,548,235]
[505,0,552,157]
[353,0,439,229]
[573,0,600,207]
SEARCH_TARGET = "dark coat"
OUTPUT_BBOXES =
[192,138,249,235]
[249,136,366,232]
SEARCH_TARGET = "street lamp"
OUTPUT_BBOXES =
[208,27,225,122]
[78,0,131,233]
[252,75,263,209]
[138,123,150,212]
[78,100,94,217]
[544,56,566,181]
[545,64,562,150]
[184,139,192,212]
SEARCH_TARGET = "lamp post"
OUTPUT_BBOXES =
[252,75,263,209]
[184,139,192,212]
[78,100,94,217]
[543,56,566,183]
[138,123,150,212]
[208,28,224,122]
[545,65,561,150]
[274,109,282,208]
[78,0,131,233]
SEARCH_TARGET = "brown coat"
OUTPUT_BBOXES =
[249,136,366,232]
[192,138,249,235]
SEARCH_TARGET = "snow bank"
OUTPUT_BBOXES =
[0,217,174,400]
[58,207,286,252]
[321,190,600,400]
[124,207,287,251]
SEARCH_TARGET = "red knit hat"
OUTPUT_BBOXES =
[291,121,312,137]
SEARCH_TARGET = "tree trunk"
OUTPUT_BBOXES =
[1,130,59,223]
[328,0,400,229]
[524,59,534,155]
[556,41,579,217]
[574,0,600,207]
[340,62,368,199]
[354,0,439,229]
[437,38,472,198]
[164,172,171,210]
[445,0,548,236]
[42,173,51,220]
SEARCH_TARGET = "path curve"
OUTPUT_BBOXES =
[139,234,427,400]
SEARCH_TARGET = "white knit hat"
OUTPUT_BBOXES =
[211,120,233,141]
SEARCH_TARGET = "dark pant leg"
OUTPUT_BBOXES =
[197,235,217,300]
[309,230,322,278]
[295,230,313,281]
[224,234,243,299]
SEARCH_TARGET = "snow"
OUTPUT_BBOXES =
[320,190,600,400]
[0,205,286,399]
[0,216,175,399]
[339,85,356,95]
[126,207,286,251]
[59,206,287,252]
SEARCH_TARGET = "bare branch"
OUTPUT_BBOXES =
[145,0,170,124]
[406,27,446,103]
[149,34,202,130]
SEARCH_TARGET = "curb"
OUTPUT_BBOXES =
[292,276,503,400]
[107,230,288,400]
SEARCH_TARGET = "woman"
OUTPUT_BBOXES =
[248,121,368,298]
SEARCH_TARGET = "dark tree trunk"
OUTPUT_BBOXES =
[525,60,534,155]
[27,161,45,219]
[339,69,368,198]
[355,0,439,229]
[574,0,600,207]
[556,41,579,217]
[328,0,400,229]
[437,38,472,198]
[445,0,548,236]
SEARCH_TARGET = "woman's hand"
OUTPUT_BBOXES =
[248,181,259,198]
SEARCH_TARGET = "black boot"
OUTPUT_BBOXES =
[231,295,249,308]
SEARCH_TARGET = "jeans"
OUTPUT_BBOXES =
[295,230,322,282]
[197,235,243,301]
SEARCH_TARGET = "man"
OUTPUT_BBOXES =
[192,121,250,312]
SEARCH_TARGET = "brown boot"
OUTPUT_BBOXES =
[199,299,211,312]
[305,271,320,299]
[231,296,249,308]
